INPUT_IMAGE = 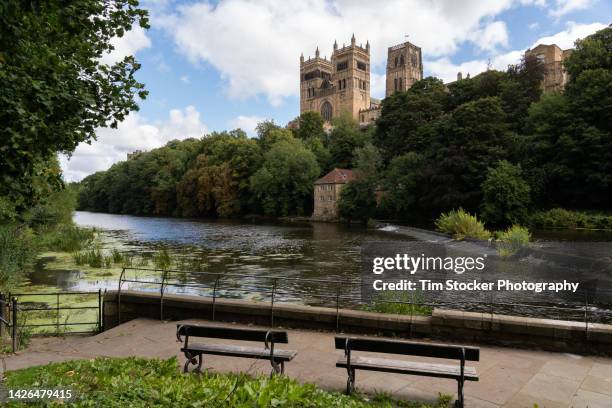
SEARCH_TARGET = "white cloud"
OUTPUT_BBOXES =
[532,21,606,49]
[61,106,207,181]
[229,115,266,137]
[100,24,152,65]
[529,22,540,30]
[180,75,190,84]
[427,21,605,83]
[550,0,594,18]
[468,21,509,51]
[157,0,517,105]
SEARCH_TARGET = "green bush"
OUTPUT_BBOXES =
[528,208,612,230]
[480,160,530,227]
[360,291,432,316]
[38,224,94,252]
[435,209,491,240]
[153,249,172,270]
[0,225,36,291]
[4,357,452,407]
[72,247,104,268]
[496,225,530,257]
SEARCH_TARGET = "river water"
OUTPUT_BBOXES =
[22,211,612,323]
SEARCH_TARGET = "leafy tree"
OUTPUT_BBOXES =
[328,113,368,168]
[425,97,512,215]
[353,143,382,181]
[374,77,447,162]
[379,152,424,219]
[0,0,149,212]
[338,179,377,223]
[297,112,325,141]
[250,139,319,216]
[481,160,531,227]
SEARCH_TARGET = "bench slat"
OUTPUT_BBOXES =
[183,343,297,361]
[336,356,478,381]
[178,324,289,343]
[335,336,479,361]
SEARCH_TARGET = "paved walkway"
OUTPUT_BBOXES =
[2,318,612,407]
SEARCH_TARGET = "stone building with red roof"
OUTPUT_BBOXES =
[312,168,355,221]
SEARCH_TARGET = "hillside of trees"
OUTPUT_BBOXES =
[77,26,611,228]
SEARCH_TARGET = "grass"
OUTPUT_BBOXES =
[495,225,530,257]
[4,357,452,407]
[38,224,95,252]
[360,291,432,316]
[435,209,491,241]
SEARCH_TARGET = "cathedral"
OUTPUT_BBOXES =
[299,35,423,126]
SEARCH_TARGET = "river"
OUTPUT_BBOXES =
[20,211,612,324]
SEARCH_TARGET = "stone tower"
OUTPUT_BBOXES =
[386,40,423,97]
[300,35,371,122]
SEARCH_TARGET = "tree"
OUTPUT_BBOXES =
[250,139,319,216]
[379,152,424,219]
[374,77,447,162]
[425,97,513,215]
[0,1,149,212]
[481,160,531,227]
[297,112,325,141]
[328,113,368,168]
[338,179,377,223]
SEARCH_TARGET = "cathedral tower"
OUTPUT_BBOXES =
[300,35,370,122]
[386,40,423,97]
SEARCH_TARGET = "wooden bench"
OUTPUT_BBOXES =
[335,336,479,408]
[176,324,297,376]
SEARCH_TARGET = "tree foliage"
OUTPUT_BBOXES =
[481,161,531,227]
[0,0,149,211]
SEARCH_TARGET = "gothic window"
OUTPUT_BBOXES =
[400,55,405,66]
[321,101,333,122]
[394,78,397,91]
[338,80,342,89]
[357,61,366,71]
[399,77,403,90]
[394,57,398,67]
[343,79,346,89]
[337,60,348,71]
[361,114,365,122]
[411,54,418,67]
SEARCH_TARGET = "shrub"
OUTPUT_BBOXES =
[435,208,491,240]
[360,291,432,316]
[480,160,530,227]
[38,224,94,252]
[4,357,452,407]
[528,208,612,230]
[111,248,123,263]
[153,249,172,270]
[496,225,530,257]
[0,225,36,291]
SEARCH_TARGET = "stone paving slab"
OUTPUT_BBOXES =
[2,318,612,407]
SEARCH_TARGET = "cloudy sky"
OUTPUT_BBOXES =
[61,0,611,181]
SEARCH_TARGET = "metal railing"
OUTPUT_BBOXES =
[117,267,612,329]
[0,290,104,353]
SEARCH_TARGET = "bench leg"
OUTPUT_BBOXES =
[455,379,464,408]
[183,352,203,374]
[346,368,355,395]
[270,359,284,378]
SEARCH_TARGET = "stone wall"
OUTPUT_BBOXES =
[104,290,612,355]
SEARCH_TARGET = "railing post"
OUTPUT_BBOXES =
[98,289,102,333]
[160,269,167,321]
[56,293,60,333]
[212,276,220,321]
[335,286,340,332]
[270,278,277,327]
[117,267,125,325]
[584,292,589,336]
[11,297,17,353]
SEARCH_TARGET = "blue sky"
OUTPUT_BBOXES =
[61,0,611,181]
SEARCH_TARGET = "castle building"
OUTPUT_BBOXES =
[300,37,422,126]
[525,44,572,92]
[312,168,355,221]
